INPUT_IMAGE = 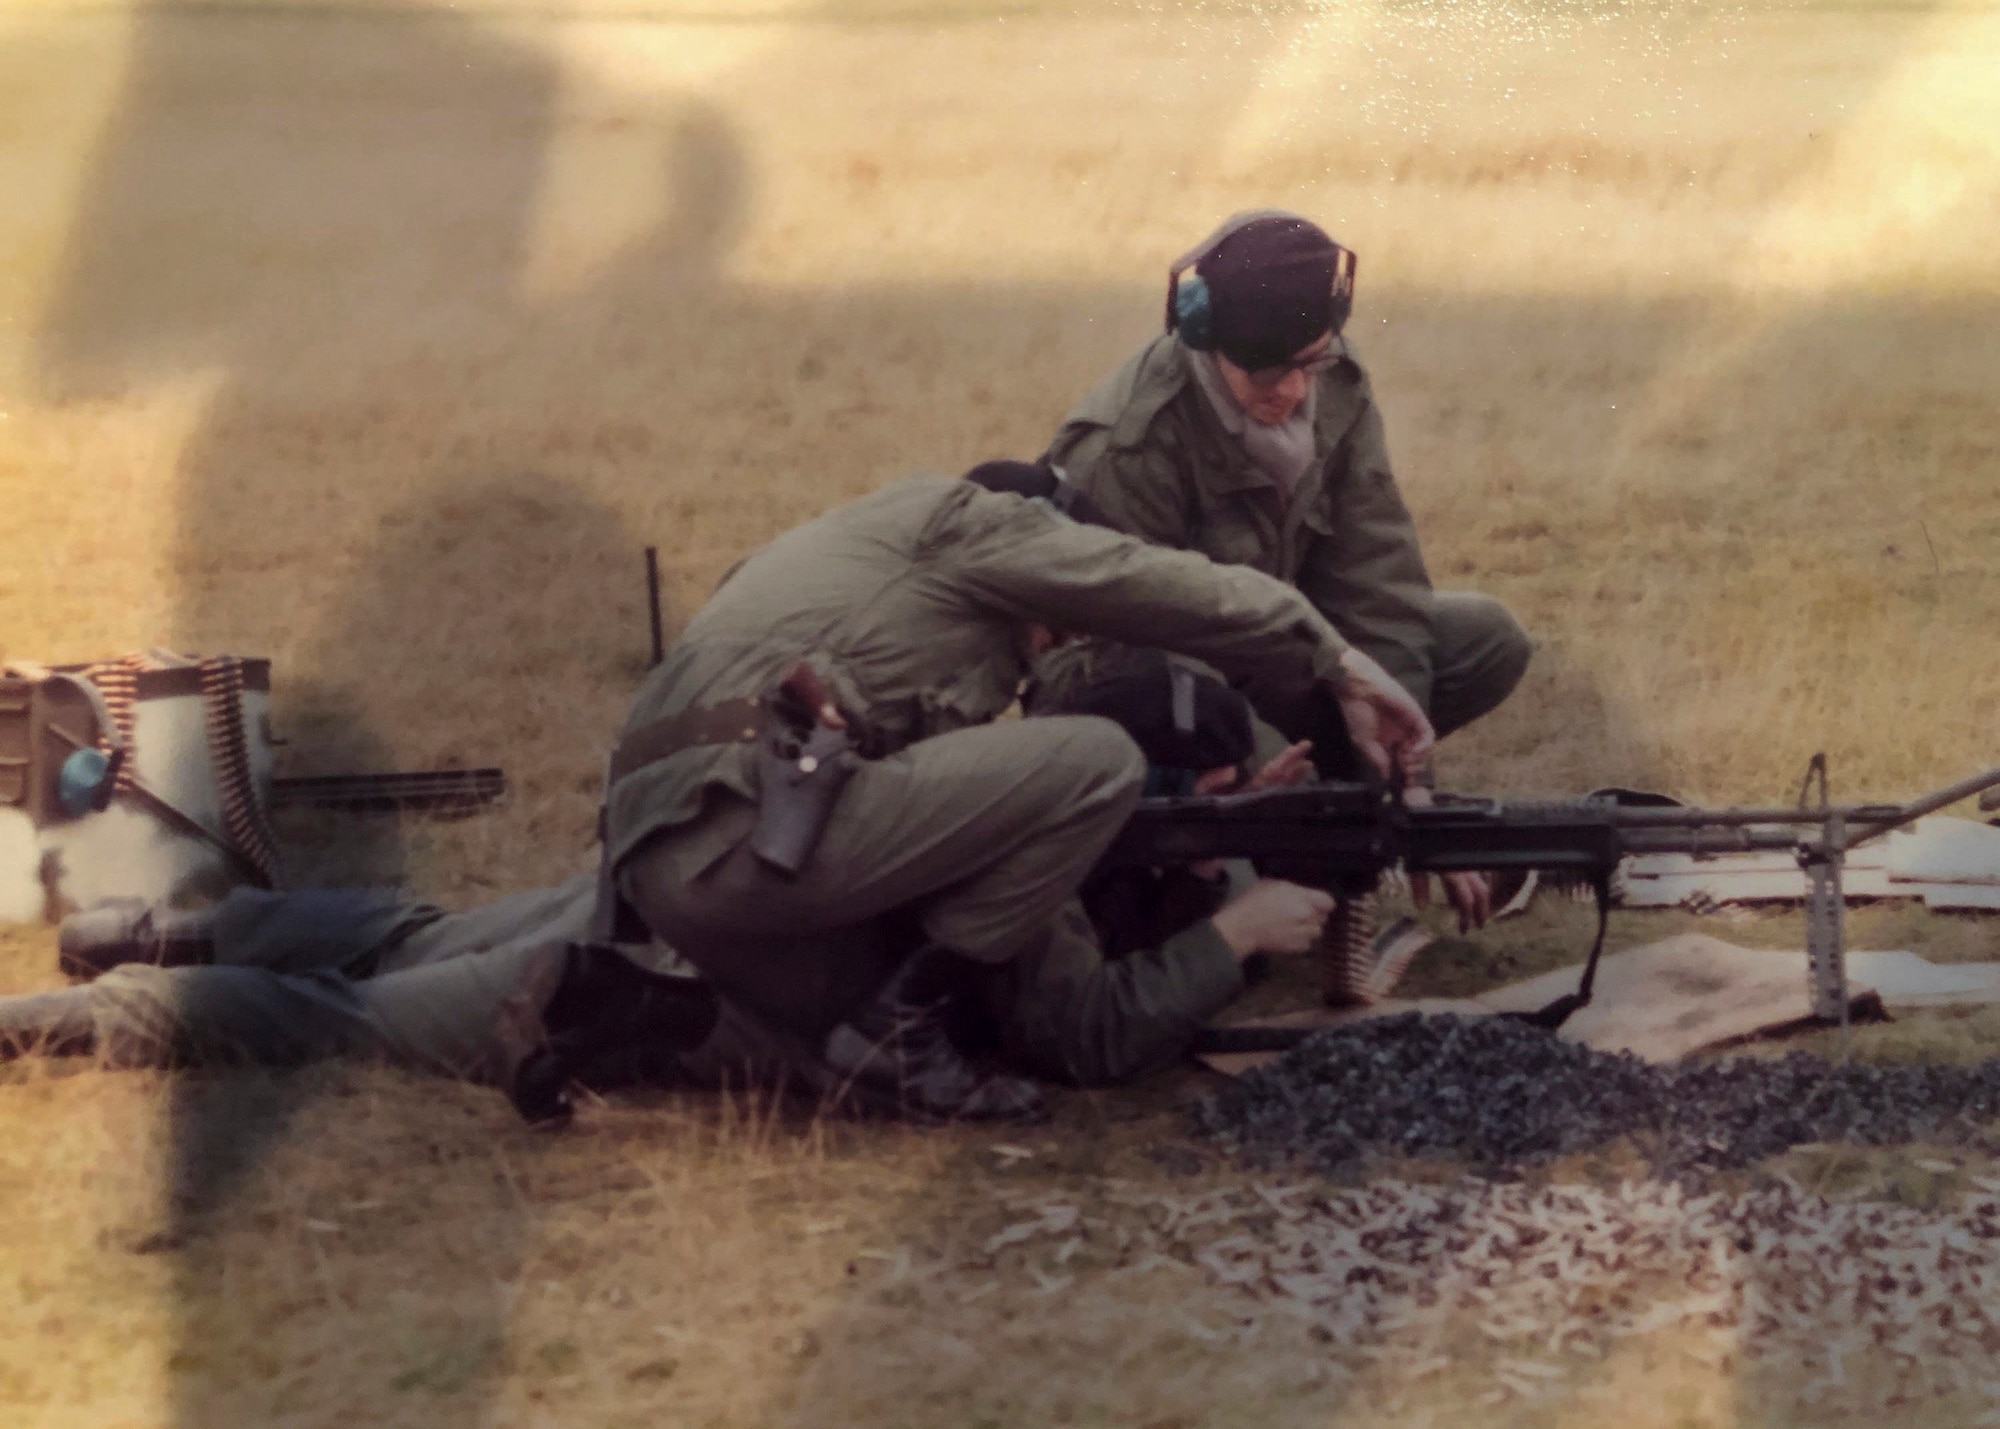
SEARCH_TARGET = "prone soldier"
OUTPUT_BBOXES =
[971,647,1336,1087]
[1,875,717,1097]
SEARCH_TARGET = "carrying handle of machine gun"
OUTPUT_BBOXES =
[1798,751,1829,814]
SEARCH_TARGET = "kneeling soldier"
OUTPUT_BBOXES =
[1045,209,1536,945]
[600,459,1432,1120]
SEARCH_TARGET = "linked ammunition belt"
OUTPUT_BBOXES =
[5,653,284,888]
[88,653,283,888]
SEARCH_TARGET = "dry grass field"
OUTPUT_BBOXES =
[3,0,2000,1422]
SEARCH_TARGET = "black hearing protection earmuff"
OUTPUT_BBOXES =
[1327,243,1358,334]
[1165,267,1216,350]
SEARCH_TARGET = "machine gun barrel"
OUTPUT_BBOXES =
[1603,803,1903,828]
[1609,826,1803,857]
[1594,765,2000,851]
[1848,765,2000,844]
[1600,764,2000,836]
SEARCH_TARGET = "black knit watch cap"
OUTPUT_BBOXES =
[1196,214,1347,371]
[1030,648,1256,772]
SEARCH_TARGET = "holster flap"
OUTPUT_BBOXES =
[749,722,859,877]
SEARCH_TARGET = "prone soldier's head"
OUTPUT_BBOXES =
[1024,648,1257,798]
[960,458,1113,529]
[1166,211,1356,426]
[961,458,1121,656]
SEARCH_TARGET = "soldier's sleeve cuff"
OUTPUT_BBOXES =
[1307,630,1350,689]
[1163,919,1250,1018]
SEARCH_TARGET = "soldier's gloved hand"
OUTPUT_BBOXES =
[1210,878,1336,960]
[1331,648,1434,781]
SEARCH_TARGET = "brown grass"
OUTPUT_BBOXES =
[3,0,2000,1422]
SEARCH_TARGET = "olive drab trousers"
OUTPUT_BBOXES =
[1423,591,1533,740]
[619,715,1147,1041]
[63,877,611,1082]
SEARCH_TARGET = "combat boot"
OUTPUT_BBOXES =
[507,942,721,1127]
[820,949,1046,1123]
[58,902,217,981]
[0,987,97,1062]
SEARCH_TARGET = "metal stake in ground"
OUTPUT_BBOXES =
[645,547,665,667]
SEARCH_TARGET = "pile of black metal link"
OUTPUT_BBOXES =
[1191,1013,2000,1181]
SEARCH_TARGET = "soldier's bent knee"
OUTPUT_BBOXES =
[1484,599,1533,696]
[1431,592,1534,737]
[1028,714,1147,794]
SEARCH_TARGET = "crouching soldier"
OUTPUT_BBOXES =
[599,459,1433,1121]
[1045,209,1535,946]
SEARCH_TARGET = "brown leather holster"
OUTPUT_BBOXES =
[589,664,861,941]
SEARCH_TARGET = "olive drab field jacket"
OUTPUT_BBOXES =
[602,476,1354,874]
[1045,334,1440,710]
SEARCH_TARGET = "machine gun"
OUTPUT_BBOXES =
[1100,760,2000,1028]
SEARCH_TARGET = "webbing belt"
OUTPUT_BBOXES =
[606,697,770,789]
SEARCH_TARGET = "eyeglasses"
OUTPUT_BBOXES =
[1242,347,1341,390]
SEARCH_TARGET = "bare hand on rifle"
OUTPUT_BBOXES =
[1332,648,1434,782]
[1404,781,1495,933]
[1211,879,1336,960]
